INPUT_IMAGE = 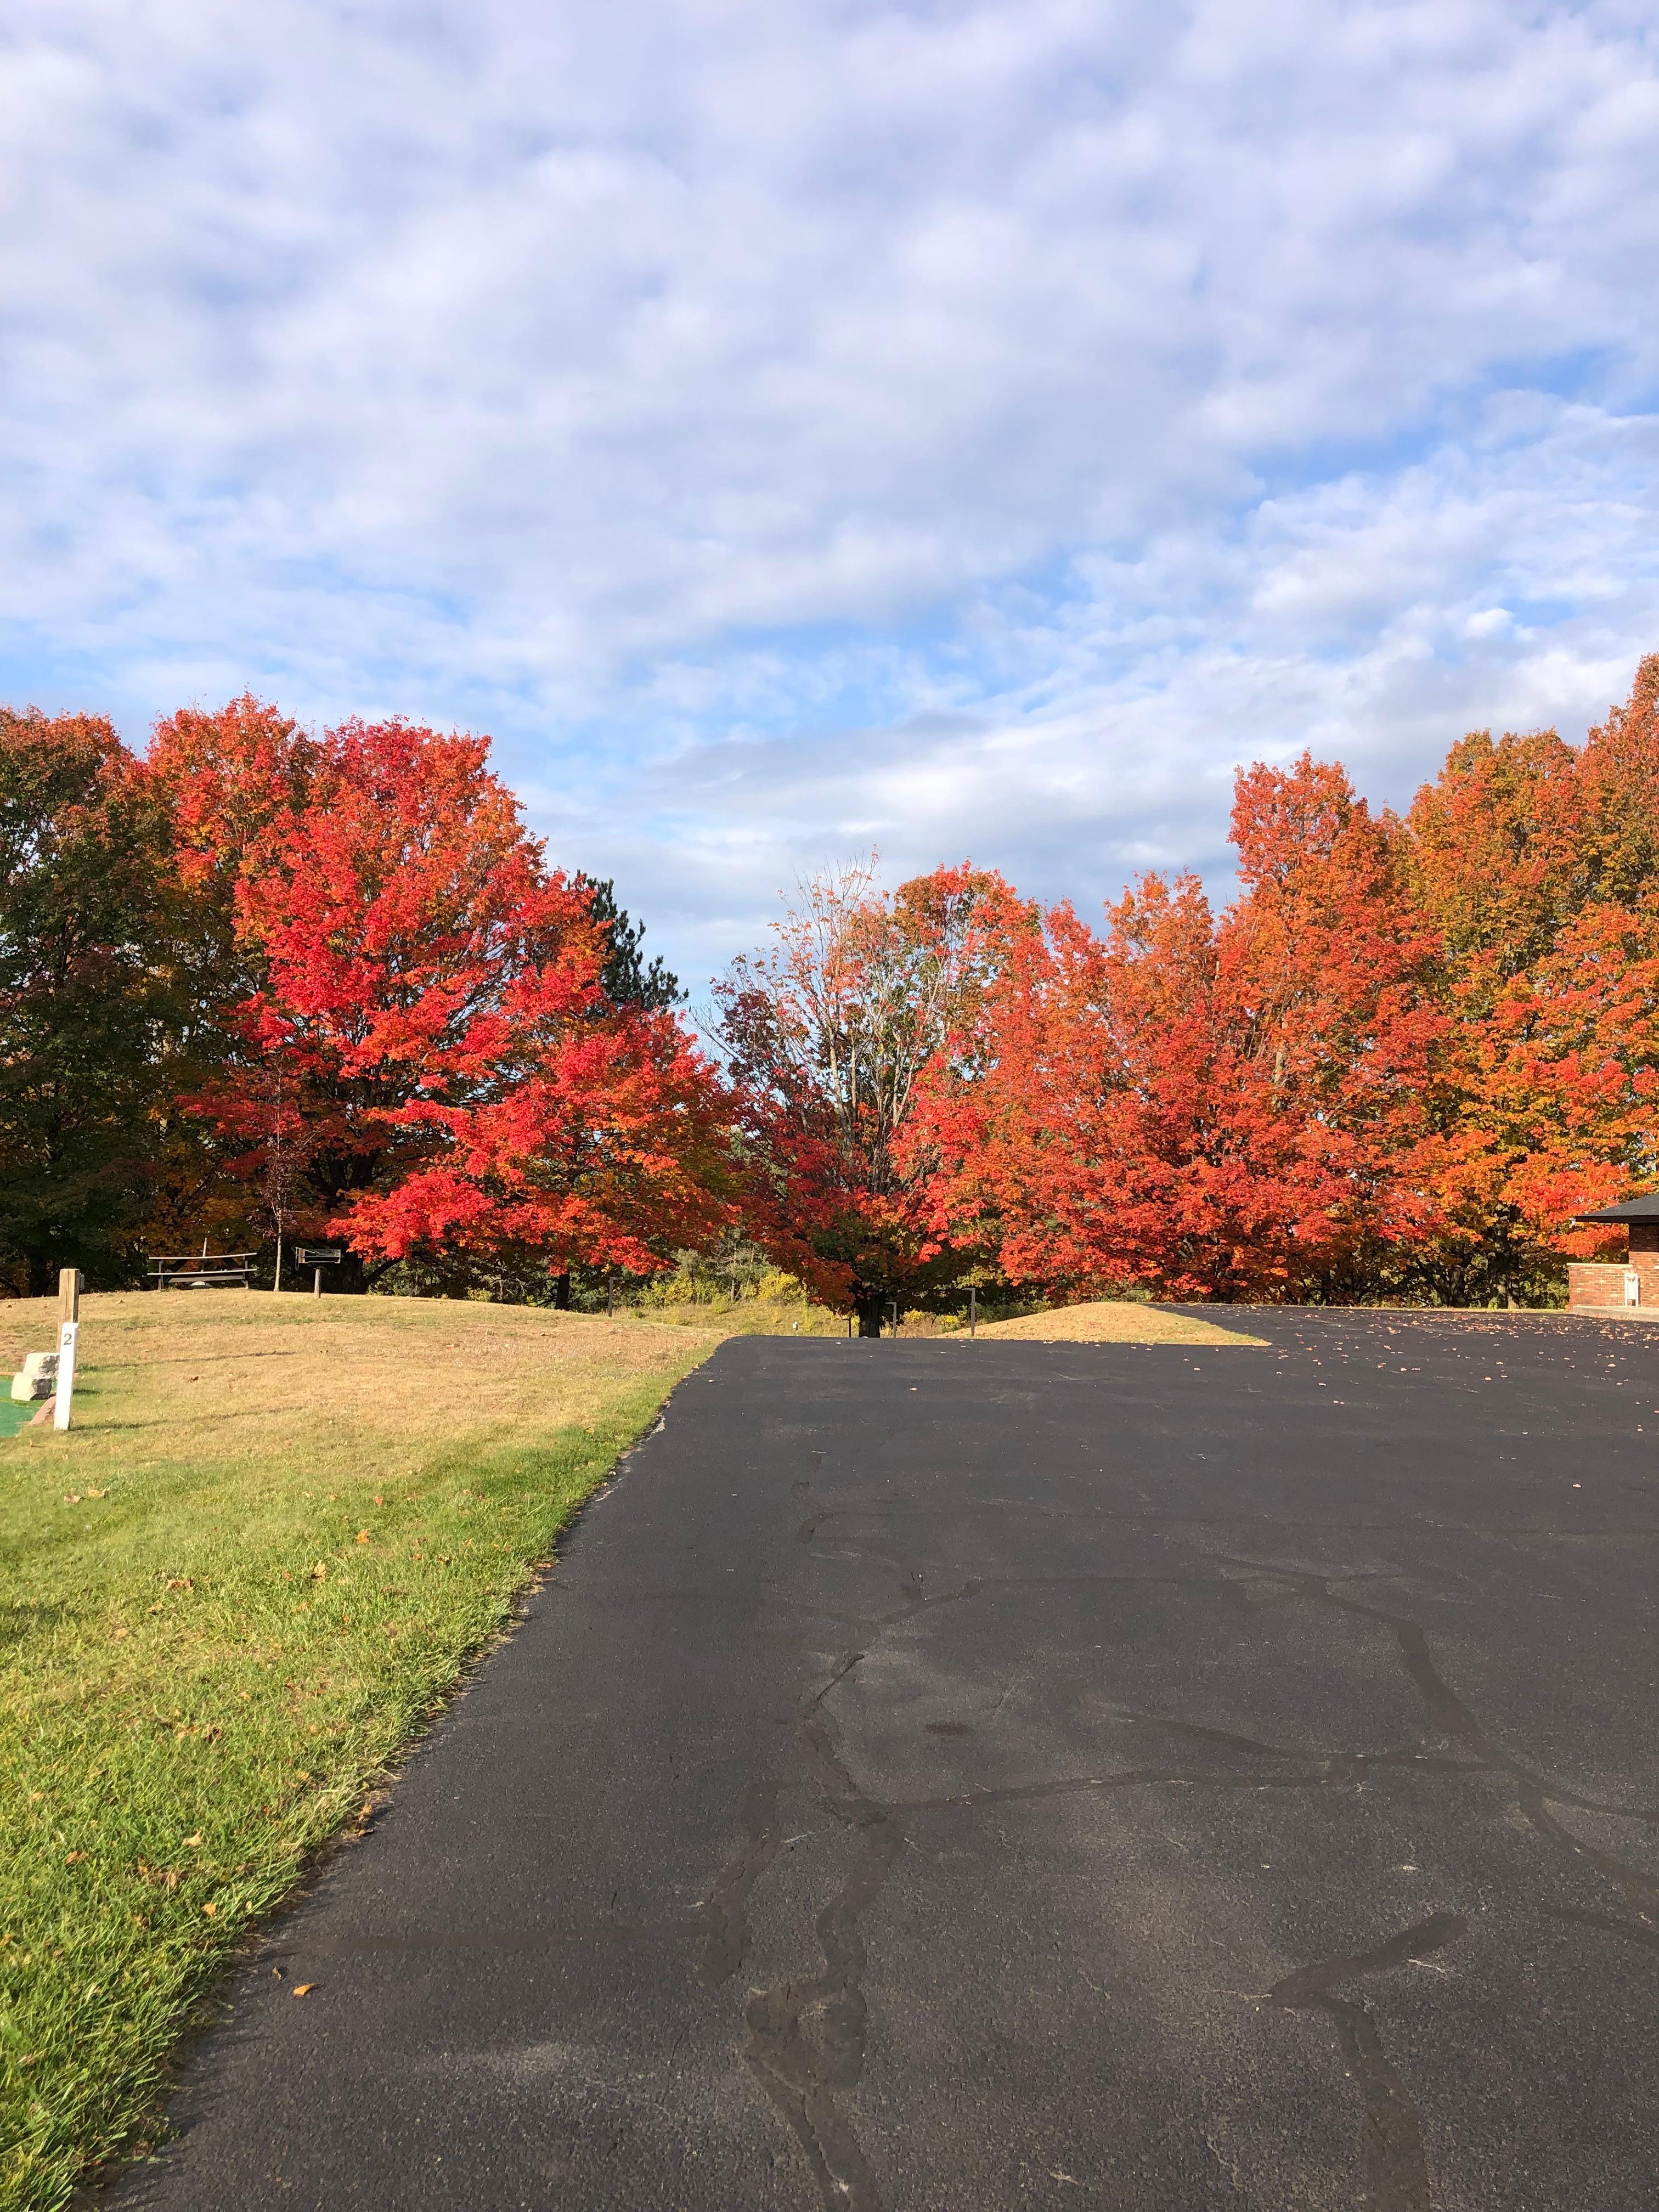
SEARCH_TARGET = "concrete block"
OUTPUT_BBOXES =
[21,1350,59,1382]
[12,1372,52,1401]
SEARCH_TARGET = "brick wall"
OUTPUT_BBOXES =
[1568,1244,1659,1310]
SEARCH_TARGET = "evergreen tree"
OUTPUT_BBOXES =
[579,876,685,1010]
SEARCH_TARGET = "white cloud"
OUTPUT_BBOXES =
[3,0,1659,983]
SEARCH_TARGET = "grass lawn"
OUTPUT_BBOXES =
[0,1290,721,2212]
[970,1300,1267,1345]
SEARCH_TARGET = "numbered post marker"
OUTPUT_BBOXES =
[54,1319,77,1432]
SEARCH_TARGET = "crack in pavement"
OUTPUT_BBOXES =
[1268,1911,1467,2212]
[702,1498,1650,2212]
[698,1779,786,1988]
[729,1514,988,2212]
[1541,1903,1659,1953]
[1210,1556,1659,1918]
[740,1651,899,2212]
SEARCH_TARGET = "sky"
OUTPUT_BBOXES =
[5,0,1659,991]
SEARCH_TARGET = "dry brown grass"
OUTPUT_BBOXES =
[0,1288,723,1467]
[969,1300,1266,1345]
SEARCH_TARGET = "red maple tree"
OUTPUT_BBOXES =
[155,706,731,1286]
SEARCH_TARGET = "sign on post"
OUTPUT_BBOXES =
[54,1269,82,1431]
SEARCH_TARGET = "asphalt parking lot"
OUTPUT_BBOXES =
[114,1311,1659,2211]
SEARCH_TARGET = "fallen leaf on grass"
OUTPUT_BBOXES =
[165,1576,193,1591]
[182,1834,202,1848]
[201,1901,216,1917]
[309,1562,328,1581]
[64,1494,82,1505]
[355,1530,370,1544]
[64,1851,84,1864]
[86,1486,107,1498]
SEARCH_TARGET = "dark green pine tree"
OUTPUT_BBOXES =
[579,876,685,1010]
[0,709,185,1293]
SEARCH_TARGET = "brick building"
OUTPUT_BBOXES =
[1568,1195,1659,1313]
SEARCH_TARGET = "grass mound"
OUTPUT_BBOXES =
[970,1300,1265,1345]
[0,1291,720,2212]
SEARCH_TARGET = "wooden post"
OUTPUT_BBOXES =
[969,1285,977,1338]
[607,1271,615,1318]
[54,1268,82,1432]
[313,1265,323,1299]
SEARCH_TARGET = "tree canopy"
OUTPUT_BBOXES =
[5,662,1659,1309]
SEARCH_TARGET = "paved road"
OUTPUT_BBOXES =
[114,1314,1659,2211]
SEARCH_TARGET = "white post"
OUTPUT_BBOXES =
[54,1266,82,1430]
[54,1320,77,1430]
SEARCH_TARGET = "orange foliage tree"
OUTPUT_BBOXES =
[1403,658,1659,1300]
[912,758,1443,1301]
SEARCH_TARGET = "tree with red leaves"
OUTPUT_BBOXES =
[720,858,1023,1332]
[915,757,1444,1302]
[160,706,731,1290]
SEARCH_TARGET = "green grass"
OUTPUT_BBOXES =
[0,1291,721,2211]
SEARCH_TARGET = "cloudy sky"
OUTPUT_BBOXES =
[5,0,1659,985]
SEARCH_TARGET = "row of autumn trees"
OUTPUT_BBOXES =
[5,664,1659,1318]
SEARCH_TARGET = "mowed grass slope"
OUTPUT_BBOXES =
[0,1291,721,2212]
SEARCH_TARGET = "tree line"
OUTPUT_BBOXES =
[4,665,1657,1317]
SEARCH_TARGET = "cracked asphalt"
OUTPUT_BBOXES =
[111,1312,1659,2211]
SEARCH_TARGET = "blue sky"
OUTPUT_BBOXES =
[5,0,1659,990]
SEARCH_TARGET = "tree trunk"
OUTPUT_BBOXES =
[555,1271,572,1310]
[854,1290,884,1338]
